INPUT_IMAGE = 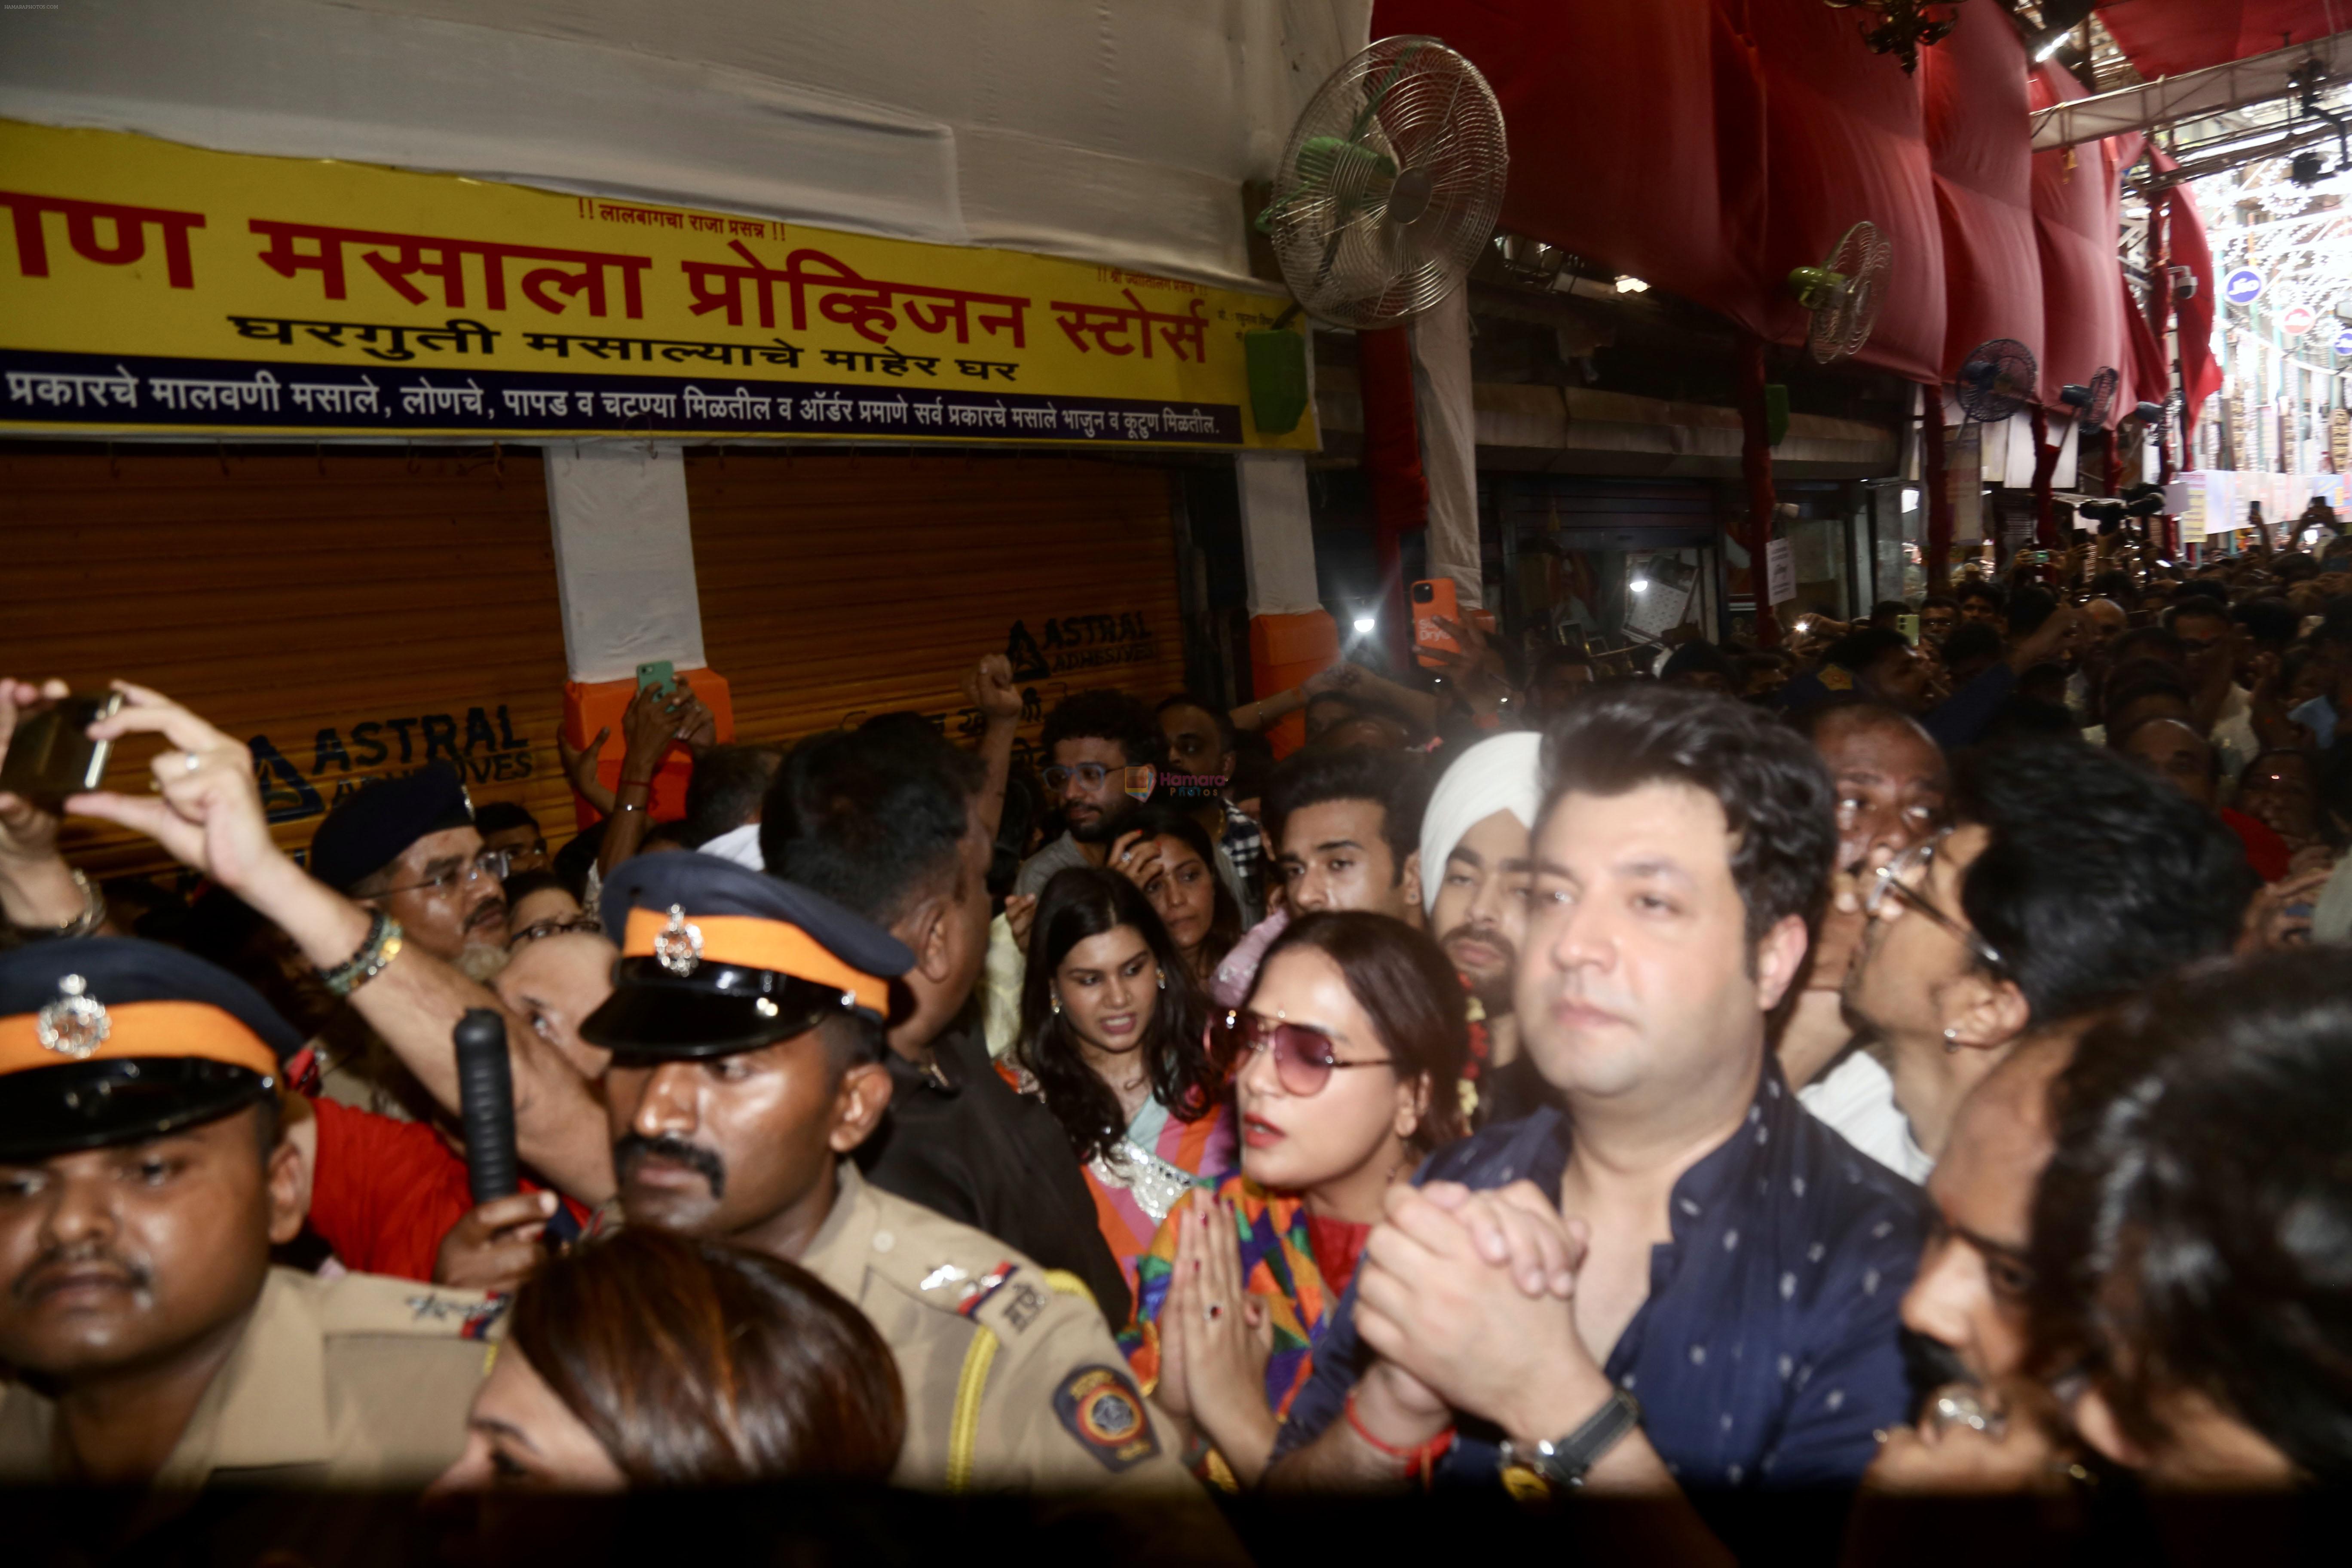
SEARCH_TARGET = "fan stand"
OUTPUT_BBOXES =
[1735,334,1782,648]
[2027,403,2064,554]
[1922,400,1952,593]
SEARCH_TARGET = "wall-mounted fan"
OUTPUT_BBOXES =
[1258,35,1509,330]
[1786,220,1891,364]
[1955,338,2037,423]
[2059,367,2119,430]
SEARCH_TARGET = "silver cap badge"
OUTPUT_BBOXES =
[652,904,704,977]
[36,974,110,1061]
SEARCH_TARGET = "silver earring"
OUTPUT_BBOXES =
[1157,971,1167,992]
[1942,1026,1961,1054]
[1051,993,1063,1017]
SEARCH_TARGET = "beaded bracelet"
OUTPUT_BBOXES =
[318,909,404,997]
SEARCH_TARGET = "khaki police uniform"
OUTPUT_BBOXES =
[803,1161,1194,1495]
[0,1265,499,1488]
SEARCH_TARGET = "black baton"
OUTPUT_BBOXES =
[452,1007,521,1204]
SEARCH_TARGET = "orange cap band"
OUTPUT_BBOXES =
[621,909,888,1014]
[0,1001,281,1081]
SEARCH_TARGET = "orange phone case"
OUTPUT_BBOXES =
[1412,579,1461,668]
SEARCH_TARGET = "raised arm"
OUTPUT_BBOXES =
[0,677,112,937]
[71,683,616,1203]
[963,653,1023,840]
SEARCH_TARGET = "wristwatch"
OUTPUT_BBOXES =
[1496,1388,1643,1499]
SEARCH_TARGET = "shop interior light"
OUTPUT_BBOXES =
[1614,275,1651,293]
[2032,30,2070,63]
[1901,487,1920,511]
[1630,577,1651,593]
[1352,615,1377,633]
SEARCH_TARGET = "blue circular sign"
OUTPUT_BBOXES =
[2223,267,2265,306]
[2336,327,2352,357]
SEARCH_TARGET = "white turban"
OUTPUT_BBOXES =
[1419,731,1545,914]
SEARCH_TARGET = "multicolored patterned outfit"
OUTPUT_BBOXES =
[1120,1173,1368,1447]
[1084,1095,1236,1295]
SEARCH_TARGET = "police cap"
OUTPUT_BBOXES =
[307,762,475,893]
[0,937,303,1160]
[581,854,912,1060]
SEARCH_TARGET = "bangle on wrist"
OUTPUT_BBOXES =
[8,865,105,941]
[318,909,404,997]
[1344,1388,1455,1487]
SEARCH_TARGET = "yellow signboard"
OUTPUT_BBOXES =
[0,120,1314,450]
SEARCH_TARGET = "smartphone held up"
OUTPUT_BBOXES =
[0,691,124,810]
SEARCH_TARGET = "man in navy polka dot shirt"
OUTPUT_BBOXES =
[1267,686,1925,1550]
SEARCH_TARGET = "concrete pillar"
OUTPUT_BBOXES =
[542,440,727,824]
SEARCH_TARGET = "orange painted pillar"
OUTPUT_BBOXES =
[560,668,735,830]
[1250,610,1338,759]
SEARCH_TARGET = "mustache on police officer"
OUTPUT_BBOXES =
[13,1240,153,1302]
[612,1132,728,1198]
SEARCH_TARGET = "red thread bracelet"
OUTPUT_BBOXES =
[1345,1388,1456,1485]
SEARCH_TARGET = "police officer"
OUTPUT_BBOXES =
[0,938,499,1491]
[582,854,1200,1496]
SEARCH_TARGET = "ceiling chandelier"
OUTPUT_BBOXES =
[1822,0,1965,74]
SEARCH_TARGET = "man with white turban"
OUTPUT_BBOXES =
[1419,731,1548,1126]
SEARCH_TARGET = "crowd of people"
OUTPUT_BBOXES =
[1,523,2349,1559]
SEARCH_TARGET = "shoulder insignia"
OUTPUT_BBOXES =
[313,1270,510,1341]
[1053,1364,1161,1472]
[403,1292,509,1340]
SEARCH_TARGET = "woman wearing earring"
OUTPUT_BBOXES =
[1011,866,1233,1289]
[1122,911,1468,1487]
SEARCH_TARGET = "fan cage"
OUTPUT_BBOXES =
[1265,36,1509,331]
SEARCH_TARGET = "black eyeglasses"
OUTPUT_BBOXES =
[1865,833,2006,974]
[509,913,602,949]
[375,848,512,898]
[1208,1010,1394,1096]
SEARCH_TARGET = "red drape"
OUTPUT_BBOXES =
[2158,150,2221,440]
[2095,0,2343,80]
[1922,11,2042,380]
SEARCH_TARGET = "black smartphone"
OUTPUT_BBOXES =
[0,692,124,810]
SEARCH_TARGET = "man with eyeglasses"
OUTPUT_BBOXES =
[1016,689,1257,920]
[1780,700,1948,1173]
[309,763,511,980]
[1831,740,2254,1182]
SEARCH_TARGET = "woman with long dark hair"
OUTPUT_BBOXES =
[1121,912,1468,1487]
[431,1228,904,1495]
[1011,866,1233,1289]
[1109,805,1246,982]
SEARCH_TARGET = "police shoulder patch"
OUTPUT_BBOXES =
[1053,1363,1160,1471]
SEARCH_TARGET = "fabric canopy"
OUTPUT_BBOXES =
[1923,10,2043,383]
[2095,0,2346,80]
[1375,0,2165,423]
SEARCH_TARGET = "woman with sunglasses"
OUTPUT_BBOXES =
[1121,911,1467,1487]
[1010,867,1232,1291]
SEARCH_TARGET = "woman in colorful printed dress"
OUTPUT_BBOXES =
[1011,866,1233,1292]
[1122,911,1468,1486]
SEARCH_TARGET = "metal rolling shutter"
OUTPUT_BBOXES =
[2,447,571,881]
[689,451,1189,758]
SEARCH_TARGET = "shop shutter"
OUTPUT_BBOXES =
[688,451,1188,762]
[1,447,570,882]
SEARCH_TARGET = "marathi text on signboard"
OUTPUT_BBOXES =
[0,121,1315,449]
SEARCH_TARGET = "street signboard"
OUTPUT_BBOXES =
[2223,267,2265,306]
[2334,326,2352,357]
[2283,302,2317,337]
